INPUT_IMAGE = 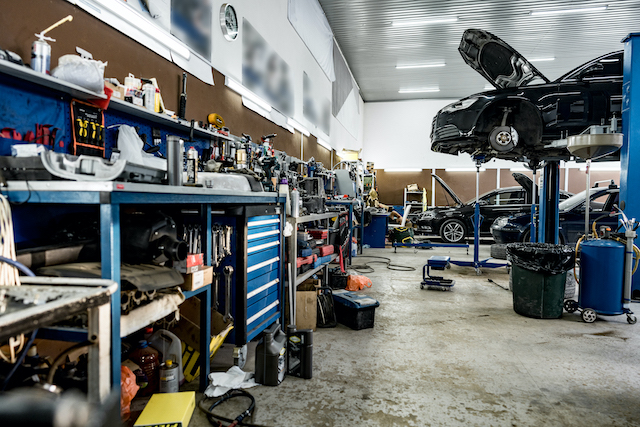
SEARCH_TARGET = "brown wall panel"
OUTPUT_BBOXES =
[303,136,331,167]
[374,169,430,206]
[0,0,318,159]
[566,169,620,194]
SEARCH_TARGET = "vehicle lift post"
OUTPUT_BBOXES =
[448,156,508,274]
[537,161,561,244]
[620,33,640,295]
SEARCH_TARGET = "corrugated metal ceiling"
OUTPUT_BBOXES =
[317,0,640,102]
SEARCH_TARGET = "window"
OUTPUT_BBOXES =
[563,52,623,81]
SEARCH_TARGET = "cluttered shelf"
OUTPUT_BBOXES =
[0,59,107,101]
[296,253,338,286]
[287,211,339,225]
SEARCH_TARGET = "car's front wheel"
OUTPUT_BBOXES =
[489,126,518,152]
[440,219,466,244]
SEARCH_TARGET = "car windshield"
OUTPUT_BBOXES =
[465,189,509,205]
[559,188,607,211]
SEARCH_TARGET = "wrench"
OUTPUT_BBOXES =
[225,226,233,256]
[211,227,218,267]
[223,265,234,323]
[212,272,219,310]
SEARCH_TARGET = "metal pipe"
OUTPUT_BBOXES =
[167,135,183,186]
[585,159,591,239]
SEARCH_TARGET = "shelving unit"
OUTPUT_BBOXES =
[326,199,364,261]
[404,188,426,211]
[286,212,340,325]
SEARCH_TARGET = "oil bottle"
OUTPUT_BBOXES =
[255,323,286,386]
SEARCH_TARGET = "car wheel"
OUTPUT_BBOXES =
[489,126,518,152]
[439,219,466,244]
[490,243,508,260]
[521,230,530,243]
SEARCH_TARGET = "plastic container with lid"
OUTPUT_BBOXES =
[129,340,159,396]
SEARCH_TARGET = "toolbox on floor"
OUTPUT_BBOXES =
[328,267,348,290]
[332,290,380,330]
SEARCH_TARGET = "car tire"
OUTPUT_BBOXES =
[521,230,530,243]
[439,219,466,244]
[490,243,508,260]
[489,126,518,152]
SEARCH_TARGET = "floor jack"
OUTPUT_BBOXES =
[421,256,455,291]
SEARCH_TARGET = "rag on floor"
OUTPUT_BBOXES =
[205,366,258,397]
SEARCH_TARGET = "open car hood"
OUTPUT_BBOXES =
[459,29,550,89]
[432,174,463,206]
[512,172,532,194]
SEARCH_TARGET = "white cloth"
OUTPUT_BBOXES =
[204,366,258,397]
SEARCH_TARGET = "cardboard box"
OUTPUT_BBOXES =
[134,391,195,427]
[296,291,317,331]
[176,253,204,274]
[181,265,213,291]
[104,81,125,99]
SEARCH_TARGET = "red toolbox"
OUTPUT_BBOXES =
[308,229,328,239]
[319,245,334,256]
[296,255,317,268]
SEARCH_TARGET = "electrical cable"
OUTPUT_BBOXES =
[0,194,21,286]
[46,340,94,385]
[1,328,38,391]
[198,390,271,427]
[348,255,416,274]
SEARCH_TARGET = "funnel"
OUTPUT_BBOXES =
[567,133,622,160]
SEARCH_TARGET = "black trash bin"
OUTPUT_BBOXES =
[506,243,575,319]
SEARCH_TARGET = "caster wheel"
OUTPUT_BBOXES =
[506,265,511,274]
[233,345,248,369]
[564,300,578,313]
[627,315,637,325]
[420,284,424,290]
[582,308,597,323]
[475,268,481,276]
[446,264,451,269]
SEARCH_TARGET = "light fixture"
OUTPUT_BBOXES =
[242,97,270,119]
[392,17,458,27]
[317,138,331,150]
[93,0,190,59]
[287,118,310,136]
[445,167,486,172]
[225,77,273,112]
[530,5,608,16]
[509,167,530,172]
[529,57,556,62]
[384,168,422,172]
[396,62,446,69]
[398,87,440,94]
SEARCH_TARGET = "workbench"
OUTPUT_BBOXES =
[1,180,284,398]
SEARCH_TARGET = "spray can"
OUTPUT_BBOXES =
[159,359,179,393]
[186,146,198,184]
[31,39,51,74]
[290,188,300,217]
[142,83,156,111]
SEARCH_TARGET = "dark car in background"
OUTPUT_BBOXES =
[431,29,623,164]
[415,173,572,243]
[491,183,619,245]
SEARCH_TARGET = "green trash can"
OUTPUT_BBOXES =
[510,265,566,318]
[507,243,575,319]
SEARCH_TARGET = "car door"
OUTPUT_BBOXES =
[481,188,527,233]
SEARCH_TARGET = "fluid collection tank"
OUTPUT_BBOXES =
[579,239,625,315]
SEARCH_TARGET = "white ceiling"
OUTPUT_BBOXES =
[317,0,640,102]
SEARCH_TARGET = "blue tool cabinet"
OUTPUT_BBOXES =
[0,61,284,399]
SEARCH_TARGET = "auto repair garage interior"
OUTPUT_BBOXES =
[3,0,640,426]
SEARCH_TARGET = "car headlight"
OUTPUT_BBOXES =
[420,211,436,220]
[493,217,509,228]
[442,97,479,113]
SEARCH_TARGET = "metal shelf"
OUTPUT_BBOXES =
[0,60,107,101]
[295,253,338,286]
[287,211,338,225]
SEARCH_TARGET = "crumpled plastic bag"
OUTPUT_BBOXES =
[506,242,575,274]
[346,274,372,291]
[120,365,139,421]
[116,125,167,170]
[205,366,258,397]
[52,54,107,94]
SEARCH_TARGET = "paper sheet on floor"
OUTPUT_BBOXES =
[205,366,258,397]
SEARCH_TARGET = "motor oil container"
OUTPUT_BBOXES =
[130,340,159,396]
[286,325,313,379]
[255,323,286,386]
[159,359,180,393]
[148,329,184,384]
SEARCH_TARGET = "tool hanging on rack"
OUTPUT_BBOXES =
[182,224,202,254]
[211,224,233,267]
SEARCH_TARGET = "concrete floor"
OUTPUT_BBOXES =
[181,245,640,426]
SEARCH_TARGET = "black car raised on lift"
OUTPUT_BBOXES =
[431,29,623,164]
[415,173,571,244]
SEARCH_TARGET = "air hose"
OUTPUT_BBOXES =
[199,390,270,427]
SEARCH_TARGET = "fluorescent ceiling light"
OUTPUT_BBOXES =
[287,118,310,136]
[317,138,331,151]
[510,167,530,172]
[530,6,608,16]
[392,17,458,27]
[93,0,190,59]
[398,87,440,94]
[384,168,422,172]
[241,97,270,119]
[225,77,273,112]
[396,63,445,69]
[529,57,555,62]
[445,167,486,172]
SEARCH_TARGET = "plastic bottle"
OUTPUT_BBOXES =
[148,329,184,384]
[143,326,153,341]
[129,340,159,396]
[255,324,287,386]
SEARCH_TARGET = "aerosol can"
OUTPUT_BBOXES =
[186,146,198,184]
[31,15,74,74]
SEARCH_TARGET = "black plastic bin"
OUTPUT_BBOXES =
[506,243,574,319]
[332,291,380,330]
